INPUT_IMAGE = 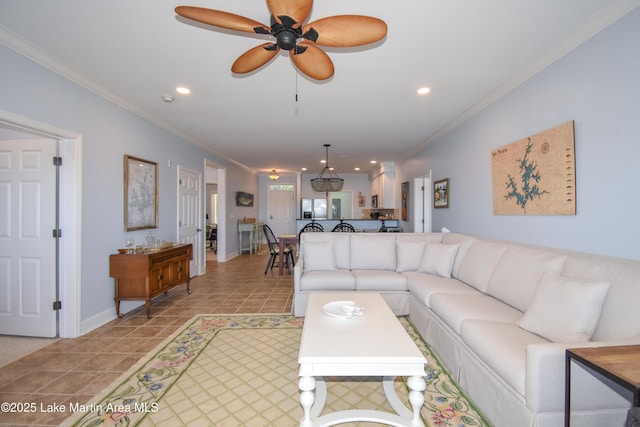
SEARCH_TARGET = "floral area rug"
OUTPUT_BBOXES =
[61,315,490,426]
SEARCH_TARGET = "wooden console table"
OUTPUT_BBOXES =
[565,345,640,426]
[109,243,192,319]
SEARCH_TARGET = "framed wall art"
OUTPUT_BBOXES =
[434,178,449,208]
[401,181,409,221]
[491,120,575,215]
[124,155,158,231]
[236,191,254,207]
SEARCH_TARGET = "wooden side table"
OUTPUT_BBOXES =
[565,345,640,426]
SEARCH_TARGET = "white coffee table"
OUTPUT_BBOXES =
[298,292,427,427]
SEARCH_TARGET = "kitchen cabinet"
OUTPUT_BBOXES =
[370,161,396,208]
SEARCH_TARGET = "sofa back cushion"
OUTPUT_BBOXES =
[418,243,460,278]
[561,253,640,341]
[350,234,396,270]
[301,233,350,270]
[454,240,508,292]
[488,246,566,311]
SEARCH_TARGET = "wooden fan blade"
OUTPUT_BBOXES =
[290,42,334,80]
[175,6,270,33]
[267,0,312,27]
[231,43,280,74]
[303,15,387,47]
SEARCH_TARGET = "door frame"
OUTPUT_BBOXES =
[0,110,82,338]
[205,159,226,263]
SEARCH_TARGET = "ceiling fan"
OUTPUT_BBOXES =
[175,0,387,80]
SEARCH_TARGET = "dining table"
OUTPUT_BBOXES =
[278,234,298,275]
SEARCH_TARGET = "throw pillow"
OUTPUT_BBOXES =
[396,240,427,272]
[418,243,460,278]
[303,240,337,272]
[517,272,610,343]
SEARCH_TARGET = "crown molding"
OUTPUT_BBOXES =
[0,25,254,173]
[402,0,640,161]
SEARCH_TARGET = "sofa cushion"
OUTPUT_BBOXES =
[352,270,408,291]
[396,233,444,244]
[454,240,507,292]
[487,246,566,311]
[299,270,356,291]
[303,240,336,272]
[430,293,523,334]
[405,272,481,308]
[418,243,460,278]
[517,272,610,343]
[350,234,396,270]
[301,233,351,270]
[461,320,549,396]
[395,240,426,272]
[451,239,475,278]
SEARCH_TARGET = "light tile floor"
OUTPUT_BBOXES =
[0,249,293,426]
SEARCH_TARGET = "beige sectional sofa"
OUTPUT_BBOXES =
[293,231,640,427]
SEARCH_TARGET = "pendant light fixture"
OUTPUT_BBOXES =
[310,144,344,194]
[268,170,280,180]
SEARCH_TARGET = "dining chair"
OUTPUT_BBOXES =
[331,222,355,232]
[262,224,295,275]
[298,221,324,240]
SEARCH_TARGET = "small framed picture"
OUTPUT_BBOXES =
[371,194,378,209]
[434,178,449,208]
[401,181,409,221]
[236,191,254,207]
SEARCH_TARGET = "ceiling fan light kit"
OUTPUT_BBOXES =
[311,144,344,194]
[175,0,387,81]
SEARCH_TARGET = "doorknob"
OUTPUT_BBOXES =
[197,228,202,232]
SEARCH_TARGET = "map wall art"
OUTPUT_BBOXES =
[124,155,158,231]
[491,121,575,215]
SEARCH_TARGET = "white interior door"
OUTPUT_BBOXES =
[178,167,201,276]
[413,173,432,233]
[0,139,57,337]
[268,186,295,237]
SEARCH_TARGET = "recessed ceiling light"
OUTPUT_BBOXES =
[417,87,431,95]
[354,167,360,171]
[301,167,307,171]
[370,160,377,164]
[321,159,327,164]
[161,95,174,103]
[176,86,191,95]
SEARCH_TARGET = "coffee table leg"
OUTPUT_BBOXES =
[299,375,316,427]
[407,375,426,426]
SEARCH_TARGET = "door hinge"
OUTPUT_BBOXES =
[53,229,62,238]
[52,301,62,311]
[53,156,62,166]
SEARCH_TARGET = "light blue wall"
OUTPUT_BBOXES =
[0,45,257,323]
[397,8,640,260]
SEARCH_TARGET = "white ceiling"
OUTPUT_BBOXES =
[1,0,637,174]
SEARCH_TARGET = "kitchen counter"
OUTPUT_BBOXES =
[296,218,400,233]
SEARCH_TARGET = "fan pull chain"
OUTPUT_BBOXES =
[295,70,299,102]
